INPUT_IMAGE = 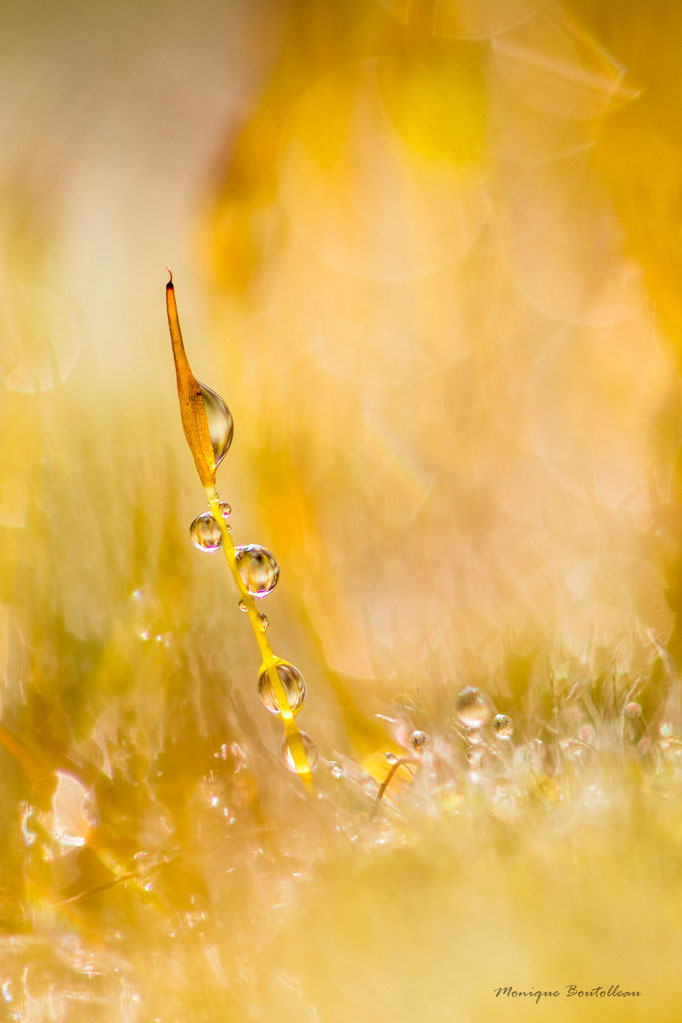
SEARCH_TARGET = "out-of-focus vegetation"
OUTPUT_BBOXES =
[1,0,682,1019]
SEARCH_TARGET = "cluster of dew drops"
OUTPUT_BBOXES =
[184,390,678,803]
[323,677,682,824]
[188,489,315,775]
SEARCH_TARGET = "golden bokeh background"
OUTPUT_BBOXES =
[1,0,682,1019]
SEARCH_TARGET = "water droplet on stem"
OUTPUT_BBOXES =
[493,714,514,739]
[456,686,493,728]
[282,731,318,774]
[235,545,279,597]
[198,382,233,467]
[190,512,222,551]
[410,730,430,752]
[258,660,306,715]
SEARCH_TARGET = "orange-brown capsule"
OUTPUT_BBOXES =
[166,273,232,487]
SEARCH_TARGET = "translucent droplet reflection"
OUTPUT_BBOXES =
[190,512,222,551]
[467,746,485,766]
[465,727,484,745]
[625,702,642,719]
[410,730,430,752]
[282,731,319,774]
[238,600,248,613]
[493,713,514,739]
[257,612,269,632]
[258,660,306,716]
[235,545,279,597]
[456,686,493,728]
[198,382,234,467]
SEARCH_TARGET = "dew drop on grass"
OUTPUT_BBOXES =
[455,686,493,727]
[235,545,279,596]
[410,730,430,752]
[190,504,231,550]
[493,713,514,739]
[258,660,306,715]
[190,512,222,551]
[199,382,234,467]
[282,731,319,774]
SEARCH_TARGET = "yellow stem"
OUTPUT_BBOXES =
[205,487,314,793]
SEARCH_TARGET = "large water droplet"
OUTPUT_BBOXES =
[199,382,234,467]
[258,660,306,716]
[190,512,222,551]
[189,503,231,551]
[282,731,319,774]
[455,686,493,728]
[235,545,279,597]
[493,713,514,740]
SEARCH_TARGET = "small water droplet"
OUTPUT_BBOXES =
[198,382,234,467]
[625,701,642,719]
[190,512,222,551]
[219,501,231,518]
[238,599,248,613]
[455,686,493,728]
[258,660,306,715]
[384,751,399,764]
[329,761,344,778]
[493,713,514,739]
[281,731,319,774]
[466,746,485,766]
[258,611,269,632]
[465,727,483,745]
[235,545,279,597]
[410,730,430,752]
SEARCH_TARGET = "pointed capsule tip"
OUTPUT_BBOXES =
[166,266,174,289]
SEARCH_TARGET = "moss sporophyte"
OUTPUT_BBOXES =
[165,272,316,791]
